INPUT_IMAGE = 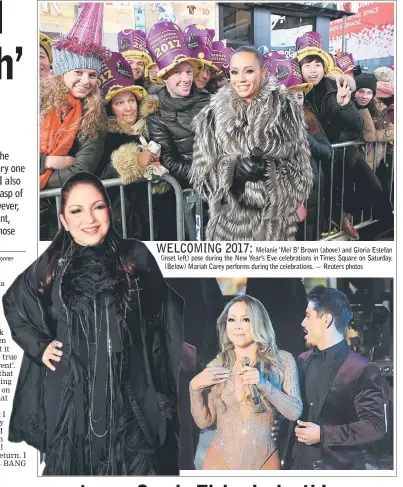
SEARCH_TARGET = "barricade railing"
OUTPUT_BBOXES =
[40,174,185,241]
[40,140,393,242]
[317,140,393,241]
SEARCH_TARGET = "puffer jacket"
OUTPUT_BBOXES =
[144,84,210,186]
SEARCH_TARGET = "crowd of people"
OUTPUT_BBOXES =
[39,3,394,241]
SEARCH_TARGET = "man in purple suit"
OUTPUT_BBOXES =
[291,285,385,469]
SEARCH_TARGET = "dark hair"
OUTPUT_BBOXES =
[233,45,264,68]
[303,105,325,136]
[307,285,352,332]
[105,92,140,117]
[299,55,324,68]
[41,172,134,294]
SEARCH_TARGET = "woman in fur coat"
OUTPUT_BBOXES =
[189,46,313,241]
[97,52,169,239]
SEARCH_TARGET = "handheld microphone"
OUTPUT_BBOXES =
[240,356,260,405]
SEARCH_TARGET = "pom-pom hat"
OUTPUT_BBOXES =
[51,3,109,76]
[98,52,147,103]
[146,22,202,80]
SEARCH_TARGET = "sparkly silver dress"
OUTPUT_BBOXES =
[190,350,302,470]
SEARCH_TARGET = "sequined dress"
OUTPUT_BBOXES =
[190,350,302,470]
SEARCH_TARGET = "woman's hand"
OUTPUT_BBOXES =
[138,150,160,167]
[238,365,266,387]
[190,366,231,390]
[42,340,63,371]
[45,155,74,170]
[336,76,352,106]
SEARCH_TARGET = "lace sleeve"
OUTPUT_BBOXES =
[259,350,303,421]
[189,384,217,430]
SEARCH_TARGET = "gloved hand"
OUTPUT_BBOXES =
[234,148,266,184]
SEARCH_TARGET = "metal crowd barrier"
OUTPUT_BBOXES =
[317,140,393,241]
[40,140,393,242]
[40,174,185,241]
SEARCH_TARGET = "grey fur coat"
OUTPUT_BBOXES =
[189,78,313,241]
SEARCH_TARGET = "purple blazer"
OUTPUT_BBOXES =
[291,342,385,469]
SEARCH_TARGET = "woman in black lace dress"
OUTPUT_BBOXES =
[2,172,184,475]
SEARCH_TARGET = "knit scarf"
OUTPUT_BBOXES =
[39,95,82,189]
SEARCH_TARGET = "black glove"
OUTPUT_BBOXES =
[234,147,266,184]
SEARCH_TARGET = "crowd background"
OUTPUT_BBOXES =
[39,2,394,242]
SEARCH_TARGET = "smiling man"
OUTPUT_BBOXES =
[145,22,209,187]
[117,29,154,89]
[290,285,385,470]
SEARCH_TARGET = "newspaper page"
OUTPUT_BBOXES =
[0,1,398,487]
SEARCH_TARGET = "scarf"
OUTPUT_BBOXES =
[39,95,82,189]
[158,83,205,113]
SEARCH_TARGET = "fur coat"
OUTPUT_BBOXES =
[189,77,313,241]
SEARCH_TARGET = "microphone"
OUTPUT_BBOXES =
[240,356,260,405]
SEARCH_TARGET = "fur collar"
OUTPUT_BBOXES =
[140,95,160,118]
[326,73,357,92]
[107,117,148,137]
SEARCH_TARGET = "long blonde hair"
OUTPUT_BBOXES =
[40,75,107,141]
[213,295,284,408]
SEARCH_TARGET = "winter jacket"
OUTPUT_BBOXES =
[39,135,105,189]
[305,75,363,171]
[39,134,105,240]
[305,75,363,143]
[144,84,210,186]
[97,118,170,239]
[189,77,313,241]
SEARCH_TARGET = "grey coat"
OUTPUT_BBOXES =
[190,78,313,241]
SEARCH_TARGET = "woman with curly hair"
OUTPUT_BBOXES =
[190,45,312,241]
[190,295,302,470]
[39,4,108,239]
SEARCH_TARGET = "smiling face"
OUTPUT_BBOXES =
[111,91,138,125]
[195,65,214,89]
[354,87,374,107]
[63,69,98,99]
[59,183,110,247]
[39,46,51,78]
[300,58,324,86]
[164,62,194,98]
[127,58,145,80]
[302,301,332,348]
[226,301,255,349]
[230,51,263,102]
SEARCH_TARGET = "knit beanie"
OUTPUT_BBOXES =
[354,73,377,94]
[51,3,109,75]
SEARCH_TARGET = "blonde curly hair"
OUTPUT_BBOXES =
[213,294,284,409]
[40,75,108,141]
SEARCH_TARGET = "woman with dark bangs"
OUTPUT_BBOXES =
[189,295,302,470]
[3,172,184,475]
